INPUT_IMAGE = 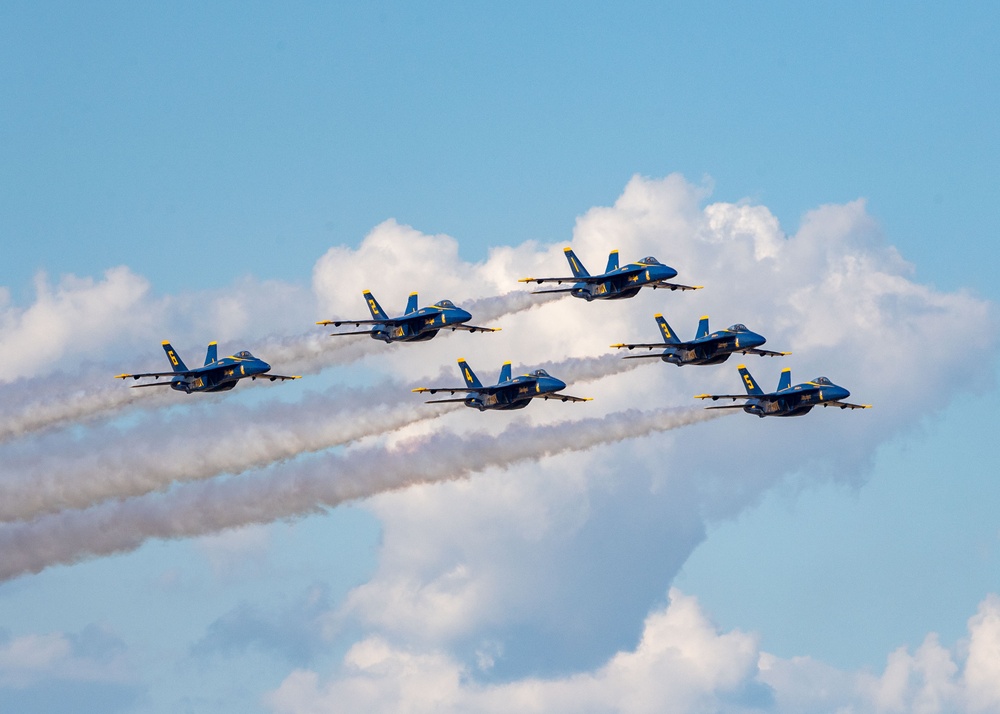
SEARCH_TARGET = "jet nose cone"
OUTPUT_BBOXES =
[748,332,766,348]
[832,386,850,401]
[260,360,272,372]
[551,378,567,392]
[457,309,472,322]
[657,265,678,280]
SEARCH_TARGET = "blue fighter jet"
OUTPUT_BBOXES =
[412,359,592,411]
[115,342,300,393]
[518,248,701,300]
[317,291,499,343]
[612,314,790,365]
[695,365,870,417]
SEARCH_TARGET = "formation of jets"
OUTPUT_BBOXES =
[116,245,870,417]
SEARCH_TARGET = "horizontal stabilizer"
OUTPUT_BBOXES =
[530,287,577,295]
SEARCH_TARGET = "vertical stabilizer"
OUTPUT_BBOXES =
[162,342,188,372]
[696,316,710,340]
[457,358,483,389]
[497,361,512,384]
[405,292,419,315]
[563,247,590,278]
[737,364,764,396]
[204,342,218,366]
[605,250,620,272]
[776,367,792,392]
[653,314,681,344]
[362,290,389,321]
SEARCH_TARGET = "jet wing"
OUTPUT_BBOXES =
[412,387,492,395]
[250,374,301,382]
[611,342,676,351]
[738,348,791,357]
[822,401,872,410]
[538,393,592,402]
[447,324,501,333]
[316,318,392,327]
[518,276,592,285]
[422,397,470,404]
[115,371,198,380]
[649,281,702,291]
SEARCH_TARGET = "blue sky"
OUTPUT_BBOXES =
[1,3,998,712]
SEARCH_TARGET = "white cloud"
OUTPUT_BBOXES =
[313,174,995,663]
[0,625,131,688]
[0,267,151,382]
[267,591,1000,714]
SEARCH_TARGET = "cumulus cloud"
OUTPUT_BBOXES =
[303,174,996,678]
[1,173,996,714]
[0,268,151,382]
[266,591,1000,714]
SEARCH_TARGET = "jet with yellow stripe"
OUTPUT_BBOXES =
[695,365,871,417]
[612,314,790,365]
[115,342,300,393]
[317,290,499,343]
[412,359,592,411]
[518,248,701,301]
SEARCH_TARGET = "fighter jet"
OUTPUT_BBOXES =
[115,342,300,393]
[412,359,592,411]
[317,291,499,343]
[611,314,790,365]
[518,248,701,300]
[695,365,870,417]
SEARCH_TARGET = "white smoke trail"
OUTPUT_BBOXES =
[0,290,556,441]
[0,352,639,523]
[0,386,443,523]
[0,406,726,582]
[0,369,174,444]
